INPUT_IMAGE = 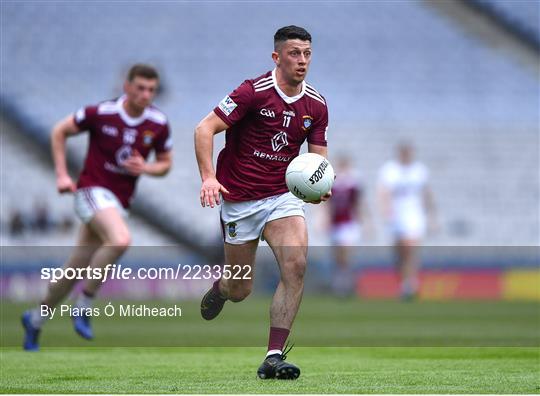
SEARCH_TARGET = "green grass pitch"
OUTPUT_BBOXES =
[1,298,539,393]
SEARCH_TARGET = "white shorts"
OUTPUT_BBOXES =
[220,192,305,245]
[390,215,426,241]
[74,187,128,223]
[331,221,362,246]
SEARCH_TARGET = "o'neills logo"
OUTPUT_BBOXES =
[309,160,328,184]
[253,150,292,162]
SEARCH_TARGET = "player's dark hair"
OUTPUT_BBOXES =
[127,64,159,81]
[274,25,312,50]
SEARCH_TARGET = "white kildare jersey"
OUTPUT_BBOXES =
[378,160,429,225]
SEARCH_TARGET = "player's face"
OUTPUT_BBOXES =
[274,39,312,85]
[398,145,414,164]
[124,77,158,110]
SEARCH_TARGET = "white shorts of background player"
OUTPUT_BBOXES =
[74,186,128,223]
[390,213,426,241]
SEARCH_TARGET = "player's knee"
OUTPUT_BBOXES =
[107,233,131,250]
[228,284,252,302]
[281,256,307,283]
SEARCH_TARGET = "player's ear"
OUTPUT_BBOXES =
[272,51,280,66]
[123,80,130,94]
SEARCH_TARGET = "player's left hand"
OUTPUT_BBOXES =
[123,150,147,176]
[306,191,332,204]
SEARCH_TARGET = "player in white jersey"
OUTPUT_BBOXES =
[377,142,437,300]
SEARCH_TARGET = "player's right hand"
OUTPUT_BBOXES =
[56,175,77,194]
[200,177,229,208]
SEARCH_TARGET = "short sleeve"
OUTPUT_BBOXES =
[307,102,329,147]
[213,80,255,126]
[154,123,173,154]
[73,105,98,131]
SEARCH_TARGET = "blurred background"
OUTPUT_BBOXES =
[1,0,538,319]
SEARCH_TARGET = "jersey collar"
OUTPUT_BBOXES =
[271,69,306,104]
[117,95,148,126]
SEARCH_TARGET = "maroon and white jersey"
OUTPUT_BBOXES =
[213,69,328,202]
[330,173,362,225]
[73,95,172,208]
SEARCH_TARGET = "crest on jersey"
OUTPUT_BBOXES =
[302,115,313,131]
[227,222,237,238]
[271,131,288,152]
[143,130,155,147]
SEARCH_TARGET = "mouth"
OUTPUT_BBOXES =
[295,68,306,76]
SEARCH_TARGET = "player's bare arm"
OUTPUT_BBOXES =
[307,143,331,203]
[123,150,172,177]
[308,143,327,158]
[51,114,81,194]
[194,111,230,208]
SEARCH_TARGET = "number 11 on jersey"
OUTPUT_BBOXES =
[283,115,291,128]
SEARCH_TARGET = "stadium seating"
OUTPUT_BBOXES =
[1,1,538,247]
[471,0,540,47]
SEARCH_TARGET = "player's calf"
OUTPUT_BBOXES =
[225,281,252,303]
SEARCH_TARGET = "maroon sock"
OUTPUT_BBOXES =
[267,327,290,353]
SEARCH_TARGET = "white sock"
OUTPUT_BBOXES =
[266,349,282,358]
[75,293,94,309]
[29,307,48,328]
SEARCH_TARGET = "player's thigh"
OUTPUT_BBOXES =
[88,207,131,247]
[263,216,308,275]
[222,239,259,290]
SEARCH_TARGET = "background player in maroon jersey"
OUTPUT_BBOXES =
[328,156,373,297]
[195,26,330,379]
[22,64,173,351]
